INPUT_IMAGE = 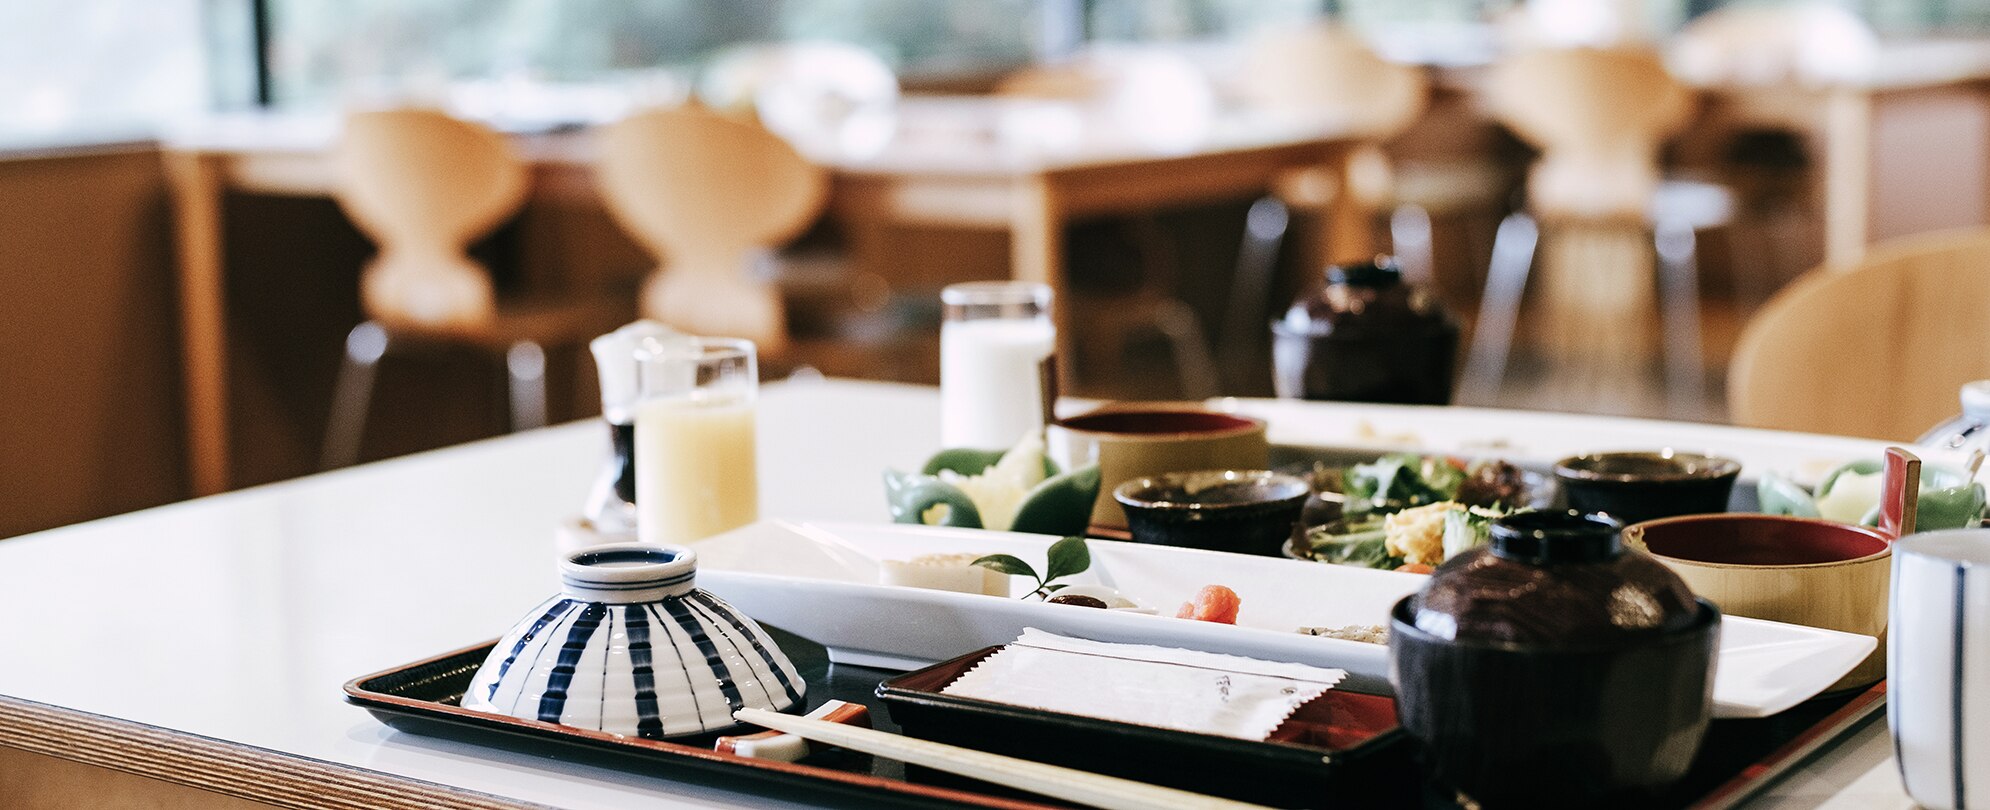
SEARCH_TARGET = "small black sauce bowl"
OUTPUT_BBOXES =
[1114,470,1311,557]
[1554,450,1741,526]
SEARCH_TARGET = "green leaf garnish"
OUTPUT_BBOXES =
[1043,535,1091,583]
[975,537,1096,601]
[970,554,1039,580]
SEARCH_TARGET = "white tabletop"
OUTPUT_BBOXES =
[0,378,1918,807]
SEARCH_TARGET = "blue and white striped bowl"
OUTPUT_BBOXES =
[462,544,805,739]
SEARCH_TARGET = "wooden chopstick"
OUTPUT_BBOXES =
[732,707,1275,810]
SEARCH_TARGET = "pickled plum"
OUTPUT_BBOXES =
[1175,585,1241,624]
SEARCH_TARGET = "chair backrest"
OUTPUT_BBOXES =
[333,108,526,327]
[597,106,827,265]
[595,106,829,349]
[1485,47,1693,219]
[1729,228,1990,441]
[1234,23,1428,140]
[335,108,525,256]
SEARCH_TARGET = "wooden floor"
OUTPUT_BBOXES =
[1479,297,1747,423]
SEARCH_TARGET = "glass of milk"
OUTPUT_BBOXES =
[633,336,759,545]
[940,281,1055,450]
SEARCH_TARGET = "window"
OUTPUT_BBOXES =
[1087,0,1325,42]
[262,0,1045,108]
[0,0,242,145]
[1855,0,1990,33]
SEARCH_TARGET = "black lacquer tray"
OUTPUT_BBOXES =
[346,626,1884,809]
[877,646,1414,808]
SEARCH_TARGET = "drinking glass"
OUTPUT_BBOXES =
[939,281,1054,450]
[633,336,758,545]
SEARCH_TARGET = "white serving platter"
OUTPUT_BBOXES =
[695,519,1876,719]
[1213,396,1901,489]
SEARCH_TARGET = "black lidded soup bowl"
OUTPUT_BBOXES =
[1388,510,1720,808]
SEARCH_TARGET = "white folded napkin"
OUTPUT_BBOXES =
[940,628,1347,741]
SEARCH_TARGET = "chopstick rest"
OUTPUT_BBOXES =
[714,700,869,762]
[732,707,1276,810]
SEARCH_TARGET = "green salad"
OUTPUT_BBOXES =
[1299,454,1533,573]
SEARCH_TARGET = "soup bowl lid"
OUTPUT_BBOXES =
[1405,510,1705,647]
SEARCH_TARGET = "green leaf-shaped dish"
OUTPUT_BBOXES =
[883,449,1101,537]
[1758,459,1987,531]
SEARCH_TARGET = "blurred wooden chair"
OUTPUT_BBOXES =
[323,108,633,470]
[1671,2,1877,309]
[594,105,830,358]
[693,42,924,373]
[1730,228,1990,441]
[995,51,1223,399]
[1225,25,1486,391]
[1235,23,1428,241]
[1461,47,1730,416]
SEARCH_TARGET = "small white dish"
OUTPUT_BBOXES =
[463,543,805,738]
[696,520,1876,718]
[1046,583,1154,613]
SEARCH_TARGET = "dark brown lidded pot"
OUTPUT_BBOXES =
[1389,510,1720,808]
[1270,257,1458,405]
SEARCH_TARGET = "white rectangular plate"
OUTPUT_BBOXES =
[696,520,1876,719]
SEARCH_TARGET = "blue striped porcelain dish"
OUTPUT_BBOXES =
[461,544,805,739]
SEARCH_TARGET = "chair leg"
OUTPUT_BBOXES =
[321,322,389,471]
[1655,220,1707,419]
[1390,204,1436,288]
[507,340,549,432]
[1152,299,1223,401]
[1219,196,1291,392]
[1221,196,1291,344]
[1458,213,1539,405]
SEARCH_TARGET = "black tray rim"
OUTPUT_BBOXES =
[342,639,1063,810]
[347,641,1893,810]
[1688,680,1888,810]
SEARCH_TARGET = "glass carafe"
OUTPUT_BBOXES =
[583,321,682,536]
[939,281,1054,450]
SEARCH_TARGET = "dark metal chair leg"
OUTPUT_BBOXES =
[1458,212,1539,405]
[1391,203,1436,288]
[507,340,549,432]
[322,321,389,471]
[1219,196,1291,392]
[1655,219,1707,419]
[1152,299,1223,401]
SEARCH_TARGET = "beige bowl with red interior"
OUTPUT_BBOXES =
[1623,513,1891,690]
[1047,405,1269,530]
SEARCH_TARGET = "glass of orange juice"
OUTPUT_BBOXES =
[633,336,758,545]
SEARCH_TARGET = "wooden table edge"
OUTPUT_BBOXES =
[0,694,545,810]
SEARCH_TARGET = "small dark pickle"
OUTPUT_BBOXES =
[1046,594,1110,609]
